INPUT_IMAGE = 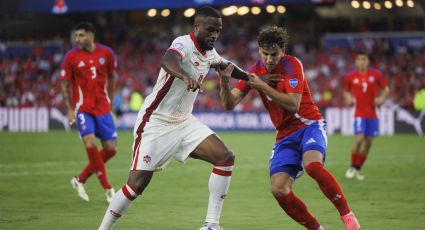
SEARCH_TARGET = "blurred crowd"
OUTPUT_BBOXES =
[1,24,424,112]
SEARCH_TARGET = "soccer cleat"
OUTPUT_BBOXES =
[345,167,357,179]
[198,223,223,230]
[355,171,365,181]
[317,226,325,230]
[105,187,116,203]
[70,176,89,202]
[341,212,360,230]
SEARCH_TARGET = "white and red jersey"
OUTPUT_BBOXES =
[135,32,224,126]
[60,43,117,116]
[344,69,387,119]
[236,55,323,141]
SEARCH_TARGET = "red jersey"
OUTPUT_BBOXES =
[236,55,323,141]
[60,44,117,116]
[343,69,387,119]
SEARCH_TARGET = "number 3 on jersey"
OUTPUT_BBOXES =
[90,66,97,79]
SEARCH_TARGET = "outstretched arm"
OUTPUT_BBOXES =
[214,62,249,81]
[161,50,202,92]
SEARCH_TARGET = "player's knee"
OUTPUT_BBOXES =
[105,148,117,157]
[271,185,292,197]
[305,161,323,177]
[219,148,235,164]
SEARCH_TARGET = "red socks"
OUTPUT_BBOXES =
[305,162,350,216]
[274,192,321,230]
[84,146,111,189]
[351,152,367,169]
[78,149,116,183]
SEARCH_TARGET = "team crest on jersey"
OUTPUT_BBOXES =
[369,76,375,82]
[289,78,298,88]
[99,57,105,65]
[61,70,65,76]
[353,78,359,84]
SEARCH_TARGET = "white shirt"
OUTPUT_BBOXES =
[138,32,224,124]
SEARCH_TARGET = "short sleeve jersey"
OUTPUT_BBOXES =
[138,32,223,123]
[236,55,323,141]
[343,69,387,118]
[60,44,117,116]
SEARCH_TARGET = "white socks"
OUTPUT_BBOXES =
[205,162,234,224]
[99,183,140,230]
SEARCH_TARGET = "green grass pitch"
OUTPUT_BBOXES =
[0,131,424,229]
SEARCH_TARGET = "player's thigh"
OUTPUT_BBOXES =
[353,117,367,136]
[95,112,118,141]
[131,122,182,171]
[76,112,96,137]
[177,116,232,164]
[270,139,303,179]
[301,121,327,162]
[365,118,379,137]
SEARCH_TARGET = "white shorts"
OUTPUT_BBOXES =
[130,115,214,171]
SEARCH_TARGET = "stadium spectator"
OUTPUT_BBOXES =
[218,25,360,230]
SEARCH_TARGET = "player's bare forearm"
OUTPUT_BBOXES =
[216,62,249,81]
[262,86,301,113]
[108,71,118,110]
[220,86,242,110]
[344,91,353,106]
[60,80,72,111]
[161,50,190,81]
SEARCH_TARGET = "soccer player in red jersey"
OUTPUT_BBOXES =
[218,26,360,230]
[60,22,118,203]
[343,52,389,180]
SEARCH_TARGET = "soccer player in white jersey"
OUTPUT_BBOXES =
[99,7,250,230]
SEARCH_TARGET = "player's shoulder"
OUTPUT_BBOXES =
[346,70,358,79]
[63,47,78,61]
[172,34,192,45]
[368,68,382,76]
[96,43,115,54]
[280,54,303,70]
[246,59,263,73]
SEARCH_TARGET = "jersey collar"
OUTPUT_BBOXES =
[189,32,206,56]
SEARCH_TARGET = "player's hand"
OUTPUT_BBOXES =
[183,76,203,92]
[247,74,269,90]
[375,97,385,106]
[258,74,281,88]
[67,110,76,125]
[217,63,234,86]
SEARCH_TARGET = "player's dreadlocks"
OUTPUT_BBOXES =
[258,25,289,50]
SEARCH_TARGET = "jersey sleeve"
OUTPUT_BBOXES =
[107,49,118,74]
[283,57,304,94]
[60,51,73,81]
[343,74,352,92]
[168,36,191,60]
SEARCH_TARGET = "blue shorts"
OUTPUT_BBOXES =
[269,121,327,179]
[76,112,117,141]
[353,117,378,137]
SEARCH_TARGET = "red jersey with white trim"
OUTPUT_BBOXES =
[60,44,117,116]
[236,55,323,141]
[343,69,387,119]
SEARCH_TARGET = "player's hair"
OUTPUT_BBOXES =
[74,21,96,34]
[195,6,221,19]
[356,51,369,57]
[258,26,289,49]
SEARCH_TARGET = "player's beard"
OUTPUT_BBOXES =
[199,38,214,51]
